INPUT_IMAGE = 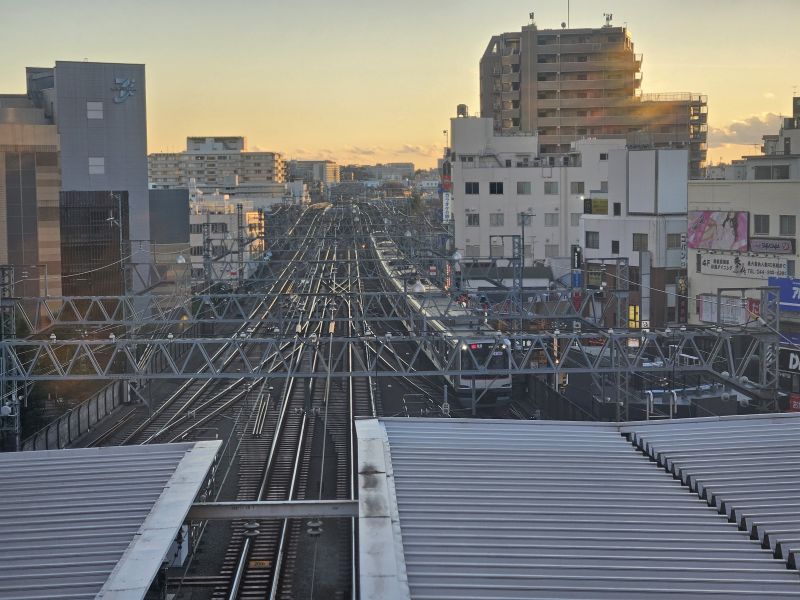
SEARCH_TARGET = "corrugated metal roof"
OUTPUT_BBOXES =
[357,417,800,600]
[624,413,800,572]
[0,441,220,600]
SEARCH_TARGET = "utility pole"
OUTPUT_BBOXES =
[236,203,245,289]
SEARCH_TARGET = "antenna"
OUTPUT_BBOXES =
[603,13,613,27]
[529,11,535,25]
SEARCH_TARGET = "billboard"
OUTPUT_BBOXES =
[768,277,800,312]
[687,211,748,251]
[750,237,796,254]
[700,253,787,279]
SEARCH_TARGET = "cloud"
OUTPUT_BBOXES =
[763,92,776,99]
[396,144,441,157]
[708,112,782,145]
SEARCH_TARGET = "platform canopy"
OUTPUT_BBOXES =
[0,441,220,600]
[356,416,800,600]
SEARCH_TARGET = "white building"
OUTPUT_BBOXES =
[687,180,799,325]
[450,115,623,261]
[581,147,690,325]
[188,195,263,286]
[149,136,286,201]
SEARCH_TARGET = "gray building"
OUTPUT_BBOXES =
[26,61,150,292]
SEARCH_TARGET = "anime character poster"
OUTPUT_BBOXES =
[687,211,748,251]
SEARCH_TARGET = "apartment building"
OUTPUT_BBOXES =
[288,160,340,184]
[479,17,707,177]
[149,136,286,196]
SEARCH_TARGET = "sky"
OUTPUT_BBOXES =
[2,0,799,168]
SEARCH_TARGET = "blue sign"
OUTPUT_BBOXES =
[571,271,583,289]
[769,277,800,312]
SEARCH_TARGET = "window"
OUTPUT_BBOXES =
[600,181,608,192]
[754,214,770,235]
[632,233,649,251]
[465,182,479,194]
[490,243,504,257]
[600,153,608,161]
[86,101,103,119]
[544,181,559,195]
[517,181,531,195]
[524,244,533,258]
[466,214,480,227]
[613,202,621,216]
[585,231,599,249]
[570,181,585,194]
[696,253,702,273]
[544,213,559,227]
[489,182,504,194]
[570,213,581,227]
[788,260,796,278]
[489,213,504,227]
[88,156,105,175]
[780,215,796,236]
[517,212,533,226]
[545,244,559,258]
[666,233,682,249]
[611,240,620,254]
[465,244,481,257]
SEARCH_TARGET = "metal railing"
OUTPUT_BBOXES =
[21,381,125,451]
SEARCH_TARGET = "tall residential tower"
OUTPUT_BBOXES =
[479,17,707,177]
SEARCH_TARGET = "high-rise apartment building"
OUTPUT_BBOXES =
[148,137,286,198]
[288,160,340,185]
[479,18,707,177]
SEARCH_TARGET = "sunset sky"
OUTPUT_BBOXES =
[3,0,799,168]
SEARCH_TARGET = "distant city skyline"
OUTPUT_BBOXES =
[4,0,799,168]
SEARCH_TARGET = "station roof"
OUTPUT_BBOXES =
[356,416,800,600]
[0,441,220,600]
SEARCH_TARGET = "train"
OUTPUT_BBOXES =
[371,234,512,412]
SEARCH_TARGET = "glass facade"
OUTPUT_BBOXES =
[60,191,129,296]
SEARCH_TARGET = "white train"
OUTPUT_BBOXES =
[372,235,512,412]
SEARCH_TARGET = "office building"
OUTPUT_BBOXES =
[188,195,263,287]
[479,17,707,177]
[687,98,800,327]
[148,136,286,201]
[450,114,621,262]
[581,147,689,326]
[26,61,150,293]
[0,95,62,298]
[288,160,340,184]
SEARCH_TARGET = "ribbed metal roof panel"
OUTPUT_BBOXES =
[0,441,220,600]
[625,414,800,571]
[358,417,800,600]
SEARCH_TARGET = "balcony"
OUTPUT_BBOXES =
[535,97,636,109]
[537,79,633,92]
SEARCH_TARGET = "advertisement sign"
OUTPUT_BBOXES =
[768,277,800,312]
[789,393,800,412]
[750,237,796,254]
[779,348,800,373]
[442,191,452,222]
[700,254,787,279]
[680,233,687,269]
[583,198,608,215]
[696,294,754,325]
[688,211,749,251]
